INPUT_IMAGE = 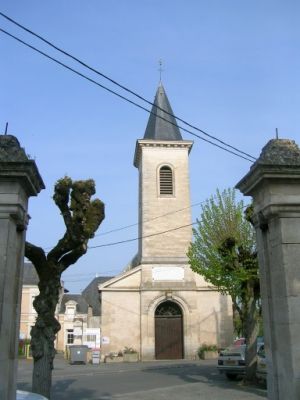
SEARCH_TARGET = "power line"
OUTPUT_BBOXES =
[95,200,204,237]
[88,222,197,249]
[32,221,197,255]
[71,201,252,250]
[0,27,255,163]
[0,11,256,162]
[41,199,206,250]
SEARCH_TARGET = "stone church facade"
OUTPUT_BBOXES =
[99,83,233,360]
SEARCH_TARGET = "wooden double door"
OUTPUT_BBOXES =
[155,301,183,359]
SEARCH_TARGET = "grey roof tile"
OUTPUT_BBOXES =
[82,276,113,316]
[23,262,39,285]
[59,294,89,314]
[144,83,182,141]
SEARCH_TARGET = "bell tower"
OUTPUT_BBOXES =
[134,83,193,265]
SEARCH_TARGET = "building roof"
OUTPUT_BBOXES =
[59,294,89,314]
[23,262,39,285]
[143,83,182,141]
[82,276,113,316]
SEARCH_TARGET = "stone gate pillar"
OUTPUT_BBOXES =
[0,135,44,400]
[236,139,300,400]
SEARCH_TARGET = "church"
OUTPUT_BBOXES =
[99,83,233,360]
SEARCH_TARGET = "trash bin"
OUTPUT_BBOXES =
[92,349,100,364]
[69,345,88,364]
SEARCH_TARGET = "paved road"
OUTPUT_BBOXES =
[17,356,267,400]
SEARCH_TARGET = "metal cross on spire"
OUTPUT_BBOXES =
[158,59,164,82]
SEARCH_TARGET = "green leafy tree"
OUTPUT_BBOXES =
[187,188,260,381]
[25,177,105,398]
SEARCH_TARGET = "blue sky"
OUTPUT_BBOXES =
[1,1,300,292]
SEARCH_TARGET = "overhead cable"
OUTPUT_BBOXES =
[88,222,197,249]
[0,27,255,163]
[95,200,205,237]
[0,11,256,161]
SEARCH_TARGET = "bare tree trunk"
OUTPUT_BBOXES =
[31,277,61,399]
[32,344,54,399]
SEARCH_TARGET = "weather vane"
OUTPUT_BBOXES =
[158,59,164,82]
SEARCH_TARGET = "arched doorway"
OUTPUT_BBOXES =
[155,301,183,359]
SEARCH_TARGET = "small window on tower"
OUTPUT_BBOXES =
[159,166,173,195]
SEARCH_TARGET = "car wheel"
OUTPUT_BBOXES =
[225,373,238,380]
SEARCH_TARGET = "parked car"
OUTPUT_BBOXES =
[217,344,246,380]
[218,337,265,381]
[256,344,267,382]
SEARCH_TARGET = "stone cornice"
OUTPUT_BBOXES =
[251,204,300,229]
[98,265,142,290]
[133,139,193,168]
[139,256,190,264]
[236,163,300,196]
[0,160,45,196]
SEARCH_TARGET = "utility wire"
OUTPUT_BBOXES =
[0,11,256,161]
[42,199,207,250]
[88,222,197,249]
[0,27,254,163]
[90,202,251,250]
[44,222,196,254]
[95,200,205,237]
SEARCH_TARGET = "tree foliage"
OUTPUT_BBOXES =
[188,188,260,380]
[25,177,104,398]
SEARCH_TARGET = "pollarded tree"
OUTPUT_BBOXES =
[25,177,104,399]
[187,188,260,381]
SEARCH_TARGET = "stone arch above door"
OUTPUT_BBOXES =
[147,293,191,317]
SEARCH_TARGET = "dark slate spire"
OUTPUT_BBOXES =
[144,83,182,140]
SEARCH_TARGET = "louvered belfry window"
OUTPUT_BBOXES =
[159,166,173,195]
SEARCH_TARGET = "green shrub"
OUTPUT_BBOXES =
[123,347,137,354]
[197,343,218,359]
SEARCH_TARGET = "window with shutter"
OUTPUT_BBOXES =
[159,166,173,195]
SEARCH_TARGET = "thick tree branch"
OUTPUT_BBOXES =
[58,244,87,272]
[47,234,74,263]
[232,296,242,317]
[25,241,47,275]
[53,176,73,229]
